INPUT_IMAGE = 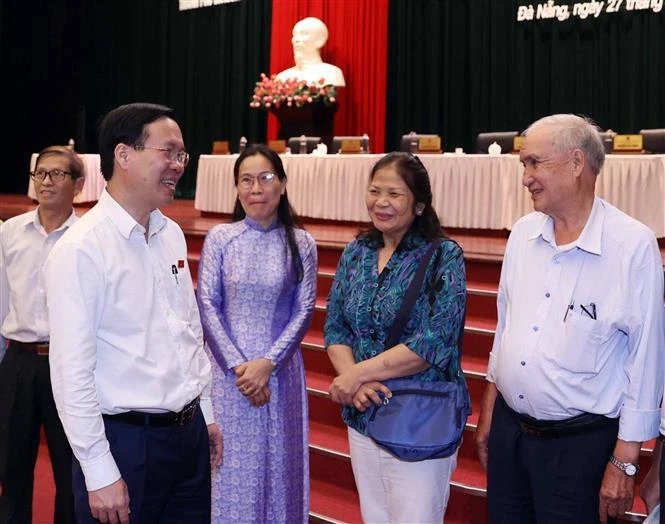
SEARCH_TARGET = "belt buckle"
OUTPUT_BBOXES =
[175,399,198,426]
[36,344,49,356]
[520,423,547,438]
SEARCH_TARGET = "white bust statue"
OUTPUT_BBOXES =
[275,17,345,87]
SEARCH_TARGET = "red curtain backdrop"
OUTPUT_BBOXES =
[267,0,388,153]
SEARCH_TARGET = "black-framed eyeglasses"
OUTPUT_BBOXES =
[133,144,190,167]
[237,171,278,189]
[30,169,73,182]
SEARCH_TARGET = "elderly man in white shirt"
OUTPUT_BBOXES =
[475,114,664,524]
[0,146,84,523]
[46,102,222,524]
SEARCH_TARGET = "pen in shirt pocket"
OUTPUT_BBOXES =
[580,302,596,320]
[563,300,574,322]
[171,264,179,285]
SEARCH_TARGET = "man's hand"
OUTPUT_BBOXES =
[88,478,130,524]
[474,382,498,470]
[351,381,392,412]
[599,462,635,523]
[207,423,223,468]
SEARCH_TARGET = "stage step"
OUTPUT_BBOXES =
[181,226,653,524]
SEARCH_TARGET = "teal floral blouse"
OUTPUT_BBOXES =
[324,231,467,435]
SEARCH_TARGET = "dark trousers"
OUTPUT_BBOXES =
[73,406,211,524]
[487,395,618,524]
[0,345,75,524]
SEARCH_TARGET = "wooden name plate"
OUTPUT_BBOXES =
[212,140,230,155]
[340,139,362,153]
[613,134,643,153]
[513,136,524,152]
[268,139,287,153]
[418,136,441,153]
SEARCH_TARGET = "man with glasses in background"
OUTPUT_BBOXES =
[0,145,84,523]
[45,102,222,524]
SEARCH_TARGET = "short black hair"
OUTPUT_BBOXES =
[98,102,177,181]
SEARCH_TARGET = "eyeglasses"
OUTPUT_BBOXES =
[237,171,278,189]
[30,169,73,182]
[133,144,190,167]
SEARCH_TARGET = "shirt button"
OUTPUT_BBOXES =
[366,307,371,311]
[545,292,551,298]
[373,283,378,288]
[521,361,526,366]
[518,394,524,399]
[370,351,377,356]
[369,329,375,333]
[532,326,539,332]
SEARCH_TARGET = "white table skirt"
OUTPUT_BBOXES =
[28,153,106,203]
[195,153,665,236]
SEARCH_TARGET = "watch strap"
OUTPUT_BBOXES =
[609,455,639,476]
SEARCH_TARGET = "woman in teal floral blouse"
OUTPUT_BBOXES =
[324,152,467,523]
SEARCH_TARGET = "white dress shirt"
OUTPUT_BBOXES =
[46,190,213,491]
[487,197,664,443]
[0,209,78,343]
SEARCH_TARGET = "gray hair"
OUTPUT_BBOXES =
[523,114,605,175]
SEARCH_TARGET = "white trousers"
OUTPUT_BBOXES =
[348,427,457,524]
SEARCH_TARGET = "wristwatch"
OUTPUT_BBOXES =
[609,455,639,477]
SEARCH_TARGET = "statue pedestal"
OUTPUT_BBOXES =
[270,102,338,148]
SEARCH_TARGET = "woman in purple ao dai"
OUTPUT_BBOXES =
[197,144,317,523]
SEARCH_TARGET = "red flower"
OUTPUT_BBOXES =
[249,73,338,109]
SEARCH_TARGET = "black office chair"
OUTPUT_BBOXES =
[330,136,368,154]
[640,129,665,154]
[475,131,519,154]
[399,133,442,153]
[287,136,321,154]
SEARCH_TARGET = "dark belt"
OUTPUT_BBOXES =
[8,339,50,356]
[499,394,617,438]
[103,396,200,427]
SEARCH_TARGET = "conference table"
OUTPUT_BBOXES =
[28,153,106,203]
[194,153,665,237]
[27,151,664,237]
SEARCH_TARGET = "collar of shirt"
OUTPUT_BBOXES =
[527,196,604,256]
[13,208,78,238]
[244,216,279,232]
[98,189,167,239]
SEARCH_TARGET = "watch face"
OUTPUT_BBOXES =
[625,464,637,476]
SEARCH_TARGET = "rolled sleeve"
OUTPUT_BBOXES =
[402,242,466,371]
[617,244,665,443]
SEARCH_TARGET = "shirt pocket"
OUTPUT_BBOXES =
[164,267,189,320]
[553,312,613,374]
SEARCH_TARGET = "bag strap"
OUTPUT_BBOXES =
[384,238,467,380]
[385,238,442,349]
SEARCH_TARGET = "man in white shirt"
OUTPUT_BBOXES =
[46,102,222,524]
[0,145,84,523]
[474,114,664,524]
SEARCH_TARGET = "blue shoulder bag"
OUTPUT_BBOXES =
[365,239,471,462]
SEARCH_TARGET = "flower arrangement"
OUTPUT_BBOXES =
[249,73,337,109]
